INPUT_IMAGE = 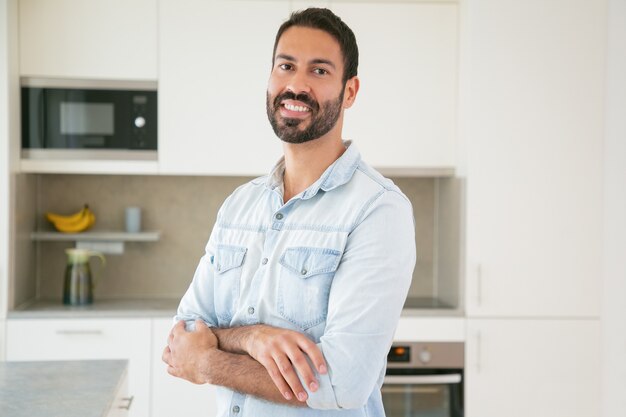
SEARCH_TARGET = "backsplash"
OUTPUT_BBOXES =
[18,174,440,304]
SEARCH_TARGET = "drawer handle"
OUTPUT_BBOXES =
[119,396,134,410]
[55,330,104,335]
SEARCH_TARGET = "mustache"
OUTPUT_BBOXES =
[273,91,319,112]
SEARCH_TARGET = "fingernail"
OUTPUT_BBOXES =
[284,391,292,400]
[298,392,307,401]
[319,364,327,374]
[309,381,318,391]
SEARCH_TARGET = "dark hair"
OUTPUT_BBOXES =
[272,8,358,84]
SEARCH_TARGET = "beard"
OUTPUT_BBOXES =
[266,89,344,144]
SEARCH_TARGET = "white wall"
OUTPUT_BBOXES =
[0,0,10,358]
[602,0,626,415]
[0,0,18,360]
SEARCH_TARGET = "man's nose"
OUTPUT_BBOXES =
[285,69,311,95]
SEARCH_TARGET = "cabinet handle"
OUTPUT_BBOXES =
[384,374,462,385]
[475,263,483,307]
[55,330,103,335]
[474,330,482,373]
[119,396,134,410]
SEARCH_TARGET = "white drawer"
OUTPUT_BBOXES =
[7,318,150,417]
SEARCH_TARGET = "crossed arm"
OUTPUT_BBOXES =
[162,320,326,407]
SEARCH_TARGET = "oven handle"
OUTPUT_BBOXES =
[383,374,462,385]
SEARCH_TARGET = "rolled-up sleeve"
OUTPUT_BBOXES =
[303,190,416,410]
[174,210,223,329]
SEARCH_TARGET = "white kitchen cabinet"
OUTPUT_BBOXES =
[159,0,458,175]
[107,368,130,417]
[6,318,152,417]
[465,319,600,417]
[464,0,605,317]
[158,0,287,175]
[332,1,458,173]
[19,0,157,80]
[151,318,217,417]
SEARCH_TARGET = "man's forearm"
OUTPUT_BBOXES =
[210,324,326,404]
[205,348,306,407]
[212,326,253,354]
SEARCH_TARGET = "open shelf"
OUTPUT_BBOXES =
[31,230,161,242]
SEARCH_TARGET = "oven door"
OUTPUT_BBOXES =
[382,373,463,417]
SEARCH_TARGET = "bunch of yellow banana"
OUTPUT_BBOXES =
[45,204,96,233]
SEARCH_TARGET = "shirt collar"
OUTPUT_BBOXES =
[264,140,361,200]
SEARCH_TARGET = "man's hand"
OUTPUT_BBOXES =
[243,325,327,402]
[162,320,217,384]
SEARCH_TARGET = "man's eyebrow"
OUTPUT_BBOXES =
[275,53,296,62]
[310,58,336,70]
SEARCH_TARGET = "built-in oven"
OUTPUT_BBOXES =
[383,342,464,417]
[21,78,157,160]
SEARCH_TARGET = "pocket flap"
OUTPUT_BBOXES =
[214,245,247,274]
[279,247,341,279]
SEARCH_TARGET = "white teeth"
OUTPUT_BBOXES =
[284,103,310,112]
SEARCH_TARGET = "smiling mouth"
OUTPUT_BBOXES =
[282,103,311,113]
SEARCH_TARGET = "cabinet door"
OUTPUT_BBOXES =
[331,1,458,172]
[151,318,217,417]
[464,0,605,317]
[19,0,157,80]
[158,0,288,175]
[465,319,600,417]
[6,319,151,417]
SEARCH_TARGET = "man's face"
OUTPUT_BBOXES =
[266,26,346,144]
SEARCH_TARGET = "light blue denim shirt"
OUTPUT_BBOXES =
[176,141,416,416]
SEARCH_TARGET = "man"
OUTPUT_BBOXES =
[163,8,416,416]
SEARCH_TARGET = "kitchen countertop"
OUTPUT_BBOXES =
[9,298,179,318]
[0,360,127,417]
[9,298,464,319]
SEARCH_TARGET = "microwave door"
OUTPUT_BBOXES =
[21,87,45,149]
[47,89,113,149]
[21,83,158,153]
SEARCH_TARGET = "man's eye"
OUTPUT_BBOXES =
[279,63,293,71]
[313,68,328,75]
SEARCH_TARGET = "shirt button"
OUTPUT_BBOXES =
[261,258,268,265]
[301,269,308,275]
[275,213,284,220]
[248,306,255,315]
[232,405,240,414]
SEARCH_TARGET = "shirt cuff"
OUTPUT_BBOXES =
[300,343,340,410]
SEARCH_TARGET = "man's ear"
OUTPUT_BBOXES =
[342,76,360,109]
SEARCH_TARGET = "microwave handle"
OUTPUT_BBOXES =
[383,374,462,385]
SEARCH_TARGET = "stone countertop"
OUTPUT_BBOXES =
[8,298,179,318]
[0,360,127,417]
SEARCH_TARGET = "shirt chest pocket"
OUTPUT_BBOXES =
[277,247,341,330]
[213,244,246,324]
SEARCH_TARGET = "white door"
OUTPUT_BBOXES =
[6,318,152,417]
[465,319,600,417]
[151,318,217,417]
[464,0,605,317]
[158,0,288,175]
[332,1,458,172]
[19,0,157,80]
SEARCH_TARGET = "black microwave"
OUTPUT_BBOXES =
[21,78,157,158]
